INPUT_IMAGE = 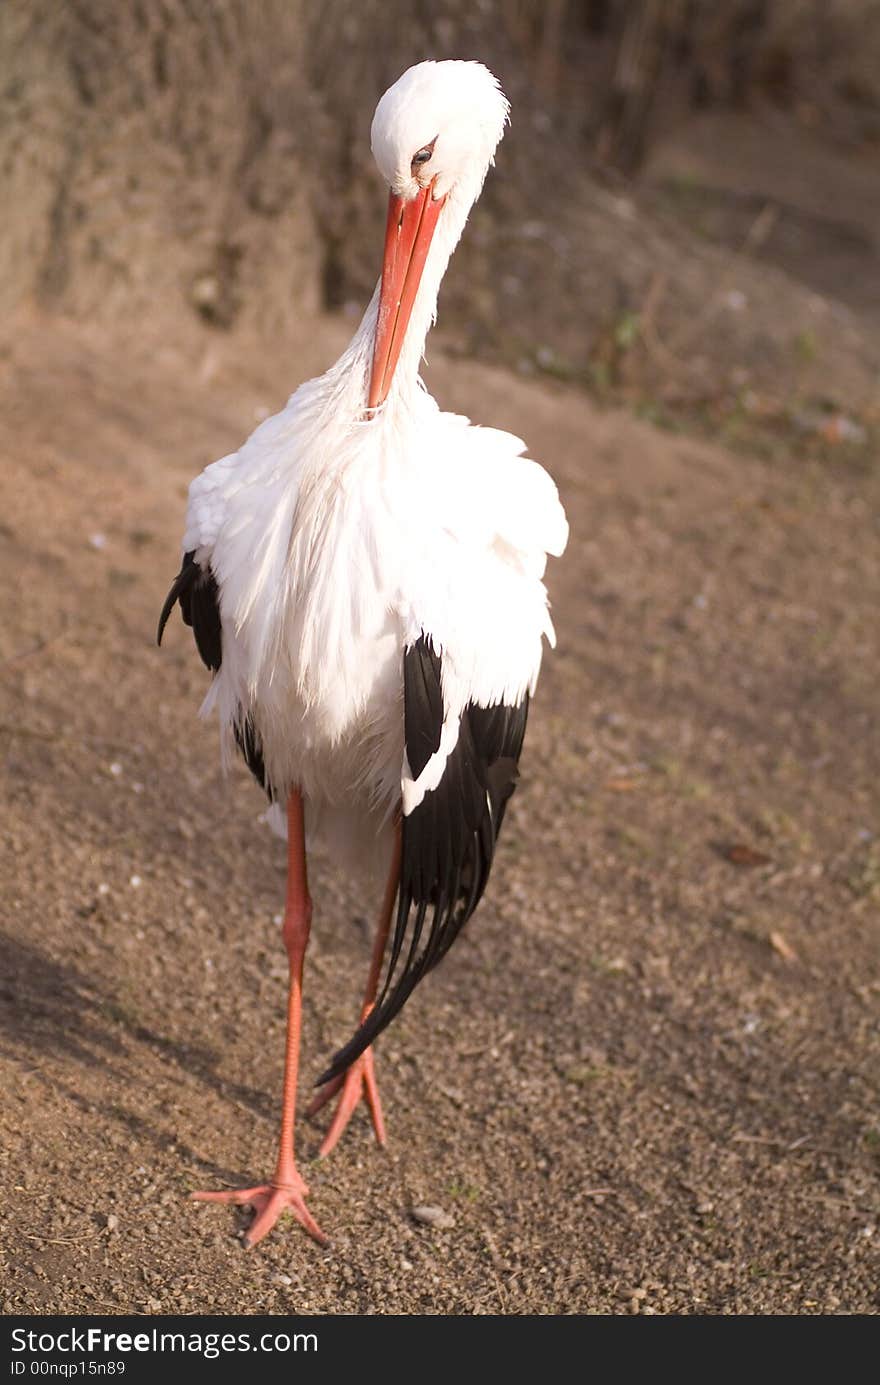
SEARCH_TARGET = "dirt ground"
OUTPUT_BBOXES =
[0,276,878,1315]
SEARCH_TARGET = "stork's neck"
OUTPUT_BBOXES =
[326,172,485,424]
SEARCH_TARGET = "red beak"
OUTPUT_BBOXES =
[368,182,445,411]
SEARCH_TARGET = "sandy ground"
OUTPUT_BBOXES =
[1,307,878,1315]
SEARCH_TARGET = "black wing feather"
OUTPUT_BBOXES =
[233,715,271,796]
[404,635,443,776]
[158,550,270,796]
[157,550,222,672]
[318,634,529,1084]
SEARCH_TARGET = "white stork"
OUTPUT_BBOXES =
[158,59,568,1247]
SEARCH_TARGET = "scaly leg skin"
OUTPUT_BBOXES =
[308,822,401,1158]
[192,791,327,1247]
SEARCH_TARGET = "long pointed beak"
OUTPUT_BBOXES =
[368,182,445,411]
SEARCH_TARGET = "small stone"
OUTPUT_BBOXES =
[106,1214,119,1232]
[411,1205,455,1230]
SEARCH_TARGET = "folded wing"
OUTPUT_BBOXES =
[318,632,528,1083]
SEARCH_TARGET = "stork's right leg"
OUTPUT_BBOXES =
[192,791,326,1247]
[308,822,401,1156]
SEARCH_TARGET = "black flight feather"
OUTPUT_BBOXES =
[158,551,270,796]
[157,550,222,672]
[233,715,271,798]
[404,634,443,777]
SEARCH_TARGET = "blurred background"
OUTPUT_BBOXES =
[2,1,879,1316]
[3,0,879,440]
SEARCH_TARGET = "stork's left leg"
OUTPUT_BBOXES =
[308,822,401,1157]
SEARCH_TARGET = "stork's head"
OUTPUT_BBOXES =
[367,61,509,410]
[371,60,509,202]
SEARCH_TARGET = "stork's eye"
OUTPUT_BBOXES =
[411,139,436,175]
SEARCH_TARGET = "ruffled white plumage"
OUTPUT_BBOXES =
[182,361,566,868]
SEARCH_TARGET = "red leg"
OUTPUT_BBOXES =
[192,791,326,1247]
[308,820,401,1157]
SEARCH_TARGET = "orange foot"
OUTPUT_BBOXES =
[308,1046,386,1157]
[192,1174,326,1248]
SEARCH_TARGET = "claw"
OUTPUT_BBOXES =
[309,1047,386,1157]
